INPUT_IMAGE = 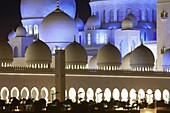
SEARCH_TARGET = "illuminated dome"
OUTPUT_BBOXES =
[25,39,52,68]
[126,13,138,27]
[122,52,131,69]
[97,42,122,69]
[162,49,170,69]
[75,17,84,31]
[39,8,78,48]
[65,40,87,68]
[86,15,101,29]
[130,44,154,69]
[0,39,13,67]
[8,29,16,40]
[89,54,98,69]
[122,18,134,30]
[20,0,76,19]
[16,25,27,37]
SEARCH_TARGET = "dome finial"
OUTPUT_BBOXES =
[74,35,76,42]
[37,33,40,40]
[11,28,15,33]
[107,37,111,44]
[54,0,62,12]
[76,14,79,18]
[131,46,133,52]
[141,39,144,45]
[56,0,59,9]
[19,22,23,27]
[92,12,95,16]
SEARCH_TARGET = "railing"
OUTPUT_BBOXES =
[0,66,169,76]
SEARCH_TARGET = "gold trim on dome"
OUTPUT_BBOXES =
[53,8,62,13]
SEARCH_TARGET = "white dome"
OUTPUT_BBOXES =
[122,18,134,30]
[16,25,27,37]
[39,9,79,48]
[20,0,76,19]
[65,40,87,66]
[162,49,170,69]
[126,13,138,27]
[75,17,84,31]
[8,30,16,40]
[130,44,155,68]
[25,39,52,67]
[97,43,122,68]
[0,39,13,65]
[88,54,98,69]
[86,15,101,29]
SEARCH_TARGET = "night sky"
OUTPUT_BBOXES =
[0,0,91,38]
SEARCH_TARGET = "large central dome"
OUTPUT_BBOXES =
[20,0,76,19]
[39,9,78,48]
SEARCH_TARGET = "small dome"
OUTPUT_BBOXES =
[39,8,78,48]
[126,13,138,27]
[162,49,170,69]
[122,18,134,30]
[8,29,16,40]
[122,52,131,69]
[0,39,13,66]
[65,40,87,67]
[16,25,27,37]
[88,54,98,69]
[75,17,84,31]
[130,44,154,69]
[86,15,101,29]
[25,39,52,68]
[97,43,122,69]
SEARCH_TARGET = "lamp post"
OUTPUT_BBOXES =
[51,92,59,102]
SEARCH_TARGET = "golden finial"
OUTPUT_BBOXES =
[74,35,76,42]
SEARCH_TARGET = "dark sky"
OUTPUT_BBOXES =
[0,0,90,38]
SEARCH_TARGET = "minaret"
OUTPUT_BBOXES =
[157,0,170,70]
[55,49,65,102]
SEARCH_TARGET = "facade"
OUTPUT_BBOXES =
[2,0,170,105]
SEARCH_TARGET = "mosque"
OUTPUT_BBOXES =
[1,0,170,105]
